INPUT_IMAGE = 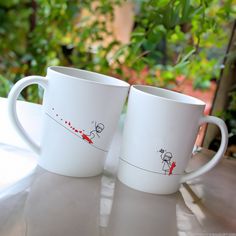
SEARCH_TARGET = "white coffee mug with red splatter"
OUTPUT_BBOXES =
[118,85,228,194]
[8,66,130,177]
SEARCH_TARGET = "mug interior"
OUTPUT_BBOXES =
[133,85,205,106]
[49,66,129,87]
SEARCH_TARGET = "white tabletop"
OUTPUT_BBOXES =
[0,98,235,236]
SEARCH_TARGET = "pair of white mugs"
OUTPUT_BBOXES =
[8,66,228,194]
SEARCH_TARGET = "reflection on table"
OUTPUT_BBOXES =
[0,98,235,236]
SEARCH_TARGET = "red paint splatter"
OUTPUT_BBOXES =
[169,162,176,175]
[82,134,93,144]
[51,109,94,145]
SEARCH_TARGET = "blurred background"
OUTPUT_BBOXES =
[0,0,235,156]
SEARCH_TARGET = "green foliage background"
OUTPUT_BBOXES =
[0,0,235,103]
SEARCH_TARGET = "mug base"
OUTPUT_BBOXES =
[118,158,181,195]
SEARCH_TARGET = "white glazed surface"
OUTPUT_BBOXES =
[8,67,130,177]
[118,85,228,194]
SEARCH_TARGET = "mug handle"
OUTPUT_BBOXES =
[180,115,228,183]
[8,76,48,155]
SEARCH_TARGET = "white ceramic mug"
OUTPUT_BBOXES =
[8,66,130,177]
[118,85,228,194]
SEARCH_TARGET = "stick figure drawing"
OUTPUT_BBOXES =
[84,121,105,141]
[48,108,106,146]
[159,149,176,175]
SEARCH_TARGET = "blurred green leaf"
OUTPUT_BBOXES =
[0,0,235,102]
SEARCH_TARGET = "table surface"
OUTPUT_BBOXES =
[0,97,235,236]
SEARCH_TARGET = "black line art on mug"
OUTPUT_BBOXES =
[84,121,105,140]
[159,148,176,175]
[46,107,107,152]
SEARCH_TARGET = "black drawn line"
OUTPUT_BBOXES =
[45,112,108,153]
[119,157,182,176]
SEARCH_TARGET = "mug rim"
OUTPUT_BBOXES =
[48,66,130,88]
[132,85,206,106]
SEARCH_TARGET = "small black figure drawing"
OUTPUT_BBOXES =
[84,121,105,140]
[159,149,176,175]
[49,108,106,145]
